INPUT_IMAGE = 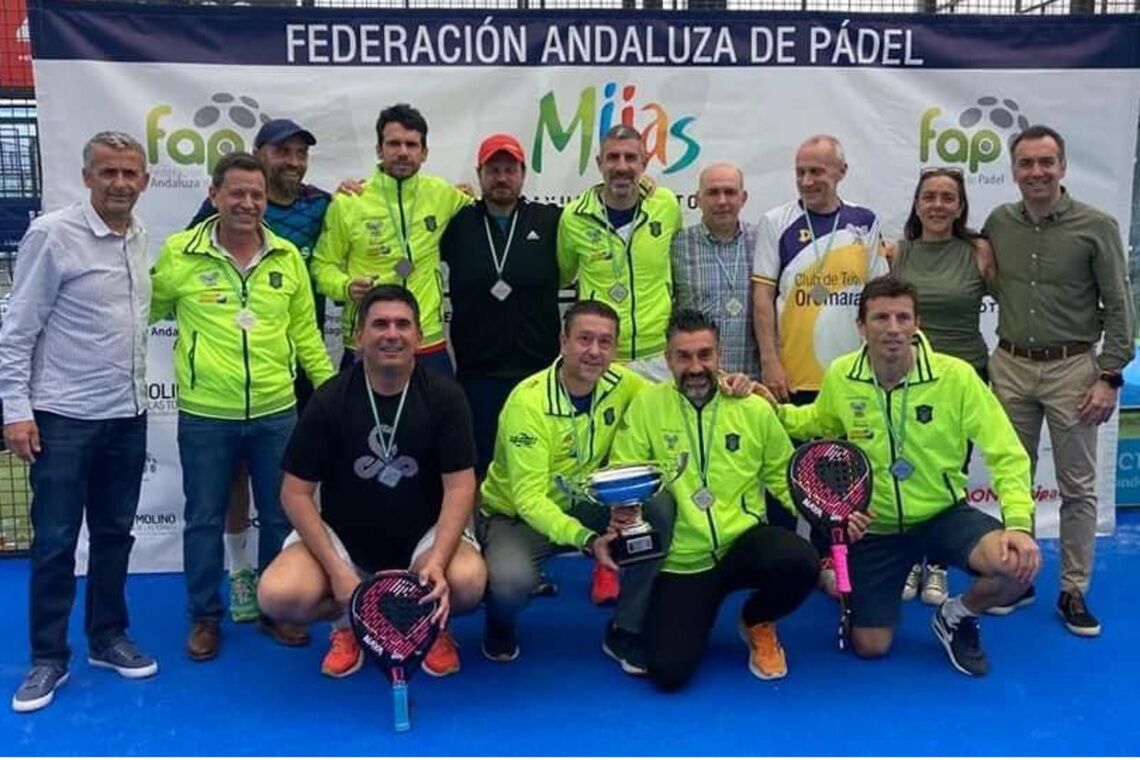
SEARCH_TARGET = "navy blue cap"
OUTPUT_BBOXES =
[254,118,317,149]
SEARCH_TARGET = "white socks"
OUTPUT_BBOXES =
[941,594,973,626]
[225,528,253,574]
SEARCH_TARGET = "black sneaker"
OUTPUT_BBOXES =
[88,636,158,679]
[602,622,648,676]
[481,620,520,663]
[985,585,1036,615]
[1057,590,1101,637]
[11,662,69,713]
[931,603,989,676]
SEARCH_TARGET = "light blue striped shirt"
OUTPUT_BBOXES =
[670,221,760,378]
[0,200,150,423]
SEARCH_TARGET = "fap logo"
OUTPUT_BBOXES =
[919,96,1032,175]
[145,92,271,180]
[532,80,700,176]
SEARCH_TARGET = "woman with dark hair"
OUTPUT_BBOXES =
[887,167,995,607]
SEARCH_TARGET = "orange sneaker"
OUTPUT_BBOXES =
[320,627,363,678]
[422,630,461,677]
[741,621,788,680]
[590,563,620,606]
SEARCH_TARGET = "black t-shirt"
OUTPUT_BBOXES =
[282,362,476,571]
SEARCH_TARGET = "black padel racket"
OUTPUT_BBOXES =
[349,570,440,731]
[787,439,873,650]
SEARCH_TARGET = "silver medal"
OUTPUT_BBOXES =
[395,259,415,278]
[378,465,402,488]
[724,297,744,317]
[890,458,915,480]
[490,279,513,301]
[609,283,628,302]
[235,308,256,331]
[810,284,830,305]
[692,487,715,510]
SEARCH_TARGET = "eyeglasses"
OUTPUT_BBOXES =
[919,166,964,179]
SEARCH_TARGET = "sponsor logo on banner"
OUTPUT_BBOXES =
[918,96,1032,180]
[145,92,271,187]
[146,381,179,414]
[532,81,700,175]
[133,510,181,534]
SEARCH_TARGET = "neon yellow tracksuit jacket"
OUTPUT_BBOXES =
[778,332,1034,534]
[150,217,335,420]
[611,383,797,573]
[480,359,649,549]
[311,167,470,350]
[556,184,682,362]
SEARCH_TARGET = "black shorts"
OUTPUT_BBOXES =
[848,503,1003,628]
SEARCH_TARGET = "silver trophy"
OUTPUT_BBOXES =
[556,454,687,566]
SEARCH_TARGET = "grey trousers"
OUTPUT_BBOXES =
[479,491,677,635]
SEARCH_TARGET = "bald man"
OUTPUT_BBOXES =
[670,163,759,377]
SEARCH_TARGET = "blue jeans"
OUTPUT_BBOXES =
[28,411,146,664]
[177,409,295,621]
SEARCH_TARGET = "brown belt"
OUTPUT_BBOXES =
[998,339,1092,362]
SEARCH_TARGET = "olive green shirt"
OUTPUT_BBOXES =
[893,237,988,372]
[983,189,1134,371]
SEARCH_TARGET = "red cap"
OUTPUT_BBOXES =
[478,133,526,167]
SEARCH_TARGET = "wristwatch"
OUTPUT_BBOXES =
[1098,371,1124,389]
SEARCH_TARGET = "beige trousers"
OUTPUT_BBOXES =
[989,347,1099,594]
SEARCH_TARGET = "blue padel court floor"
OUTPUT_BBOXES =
[2,511,1139,756]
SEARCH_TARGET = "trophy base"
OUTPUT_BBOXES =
[610,528,665,566]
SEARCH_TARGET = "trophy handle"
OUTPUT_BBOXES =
[665,451,690,486]
[555,473,603,506]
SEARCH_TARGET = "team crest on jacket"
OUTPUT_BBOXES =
[664,433,679,450]
[604,408,616,426]
[269,271,283,289]
[650,221,662,237]
[915,404,933,424]
[725,433,740,452]
[424,215,438,231]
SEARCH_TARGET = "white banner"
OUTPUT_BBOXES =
[30,6,1138,571]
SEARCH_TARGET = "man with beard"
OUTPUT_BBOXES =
[312,103,471,375]
[188,118,331,639]
[440,134,562,478]
[610,309,818,691]
[257,285,486,680]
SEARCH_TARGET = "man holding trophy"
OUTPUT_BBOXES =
[478,301,675,675]
[611,309,821,691]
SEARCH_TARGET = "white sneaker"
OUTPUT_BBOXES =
[901,564,922,601]
[920,564,949,606]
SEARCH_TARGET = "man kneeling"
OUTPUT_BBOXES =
[778,276,1041,675]
[258,286,486,679]
[611,309,820,691]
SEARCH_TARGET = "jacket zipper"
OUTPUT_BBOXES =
[884,387,905,532]
[397,179,410,285]
[695,404,720,557]
[188,331,199,389]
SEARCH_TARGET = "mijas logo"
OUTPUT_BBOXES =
[145,92,271,182]
[531,80,700,176]
[919,95,1032,175]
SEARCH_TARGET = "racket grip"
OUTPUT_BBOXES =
[831,544,852,595]
[392,682,410,732]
